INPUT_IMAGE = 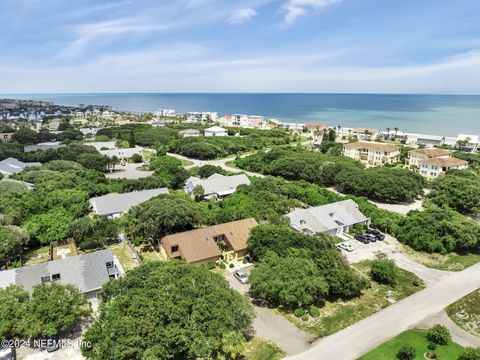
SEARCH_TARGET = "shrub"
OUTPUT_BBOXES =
[131,153,143,163]
[428,342,437,351]
[370,258,398,285]
[309,305,320,318]
[396,345,416,360]
[229,263,235,268]
[301,315,309,322]
[219,262,226,269]
[207,262,216,270]
[427,324,451,345]
[426,352,438,360]
[294,308,305,318]
[458,347,480,360]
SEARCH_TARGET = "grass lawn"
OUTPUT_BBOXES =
[24,246,50,265]
[108,242,139,271]
[404,247,480,271]
[136,244,167,262]
[282,260,424,337]
[447,288,480,338]
[244,337,285,360]
[358,329,464,360]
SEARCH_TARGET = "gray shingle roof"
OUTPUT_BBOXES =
[0,250,115,293]
[89,188,169,216]
[287,199,369,234]
[24,142,66,152]
[0,157,40,177]
[185,174,250,197]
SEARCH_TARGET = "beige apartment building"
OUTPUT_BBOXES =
[418,157,468,180]
[407,148,452,168]
[343,141,400,167]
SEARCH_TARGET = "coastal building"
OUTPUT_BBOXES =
[99,147,143,160]
[89,188,169,218]
[230,114,264,128]
[85,141,116,150]
[0,249,119,300]
[185,173,250,200]
[204,126,228,137]
[178,129,201,137]
[160,218,258,265]
[24,142,65,152]
[352,128,378,140]
[0,132,14,143]
[287,199,370,236]
[303,123,328,134]
[0,157,40,178]
[186,112,217,123]
[456,134,479,152]
[151,120,166,127]
[407,148,452,168]
[342,141,400,167]
[418,157,469,180]
[79,128,100,137]
[265,118,282,129]
[155,109,176,117]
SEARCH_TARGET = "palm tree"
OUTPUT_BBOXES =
[386,127,391,140]
[394,127,399,139]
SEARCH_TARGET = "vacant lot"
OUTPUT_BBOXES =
[244,337,285,360]
[447,288,480,338]
[404,247,480,271]
[358,329,464,360]
[282,260,424,337]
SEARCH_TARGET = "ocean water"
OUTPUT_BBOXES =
[3,93,480,137]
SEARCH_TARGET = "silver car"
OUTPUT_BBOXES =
[233,271,248,284]
[337,242,354,252]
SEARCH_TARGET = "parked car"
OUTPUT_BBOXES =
[337,242,354,252]
[367,229,385,240]
[354,234,370,244]
[364,233,377,242]
[46,334,59,353]
[233,271,248,284]
[0,343,15,360]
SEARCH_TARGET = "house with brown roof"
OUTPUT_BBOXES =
[343,141,400,167]
[418,157,468,180]
[159,218,258,266]
[407,148,452,169]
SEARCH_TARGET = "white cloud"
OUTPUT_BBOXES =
[283,0,341,24]
[230,8,258,24]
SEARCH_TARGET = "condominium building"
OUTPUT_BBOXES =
[343,141,400,167]
[418,157,468,180]
[407,148,452,168]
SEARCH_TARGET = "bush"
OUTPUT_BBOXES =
[301,315,309,322]
[229,263,234,268]
[309,305,320,318]
[207,262,216,270]
[396,345,416,360]
[428,342,437,350]
[131,153,143,163]
[370,259,398,285]
[427,324,451,345]
[458,347,480,360]
[219,262,226,269]
[294,308,305,318]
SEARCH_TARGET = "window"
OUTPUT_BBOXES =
[214,234,225,241]
[41,276,51,283]
[51,273,61,281]
[106,261,114,268]
[171,244,179,252]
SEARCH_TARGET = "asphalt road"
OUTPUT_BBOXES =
[289,262,480,360]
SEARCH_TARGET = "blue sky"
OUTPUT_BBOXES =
[1,0,480,93]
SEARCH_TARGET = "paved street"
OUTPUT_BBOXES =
[289,262,480,360]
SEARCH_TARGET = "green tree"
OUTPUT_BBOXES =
[0,225,29,264]
[69,216,118,250]
[370,258,398,285]
[458,347,480,360]
[23,207,74,245]
[396,345,416,360]
[192,185,205,201]
[0,285,29,339]
[82,261,254,360]
[249,252,328,309]
[427,324,452,345]
[12,128,38,144]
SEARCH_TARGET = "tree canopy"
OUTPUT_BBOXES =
[82,261,254,360]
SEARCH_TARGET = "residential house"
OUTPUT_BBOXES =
[186,112,217,123]
[0,132,14,143]
[79,128,100,137]
[407,148,452,168]
[99,147,143,160]
[0,250,119,300]
[404,133,446,147]
[352,128,378,140]
[204,126,228,137]
[155,109,176,117]
[287,199,370,236]
[265,118,282,129]
[48,118,62,131]
[151,120,166,128]
[185,173,250,200]
[0,157,40,178]
[89,188,169,218]
[343,141,400,166]
[418,157,469,180]
[160,218,258,265]
[456,134,479,152]
[178,129,201,137]
[24,142,65,152]
[85,141,117,151]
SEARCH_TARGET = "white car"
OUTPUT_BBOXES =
[337,242,354,252]
[233,271,248,284]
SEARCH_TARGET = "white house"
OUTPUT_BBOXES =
[99,147,143,160]
[418,157,469,180]
[287,199,370,236]
[185,173,250,200]
[343,141,400,167]
[456,134,479,152]
[204,126,228,137]
[155,109,176,117]
[407,148,452,168]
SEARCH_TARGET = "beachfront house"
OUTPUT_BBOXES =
[415,134,446,147]
[99,147,143,161]
[287,199,370,236]
[160,218,258,266]
[204,126,228,137]
[418,157,469,180]
[185,173,250,200]
[456,134,479,152]
[89,188,169,218]
[0,157,41,178]
[0,249,119,301]
[342,141,400,167]
[407,148,452,169]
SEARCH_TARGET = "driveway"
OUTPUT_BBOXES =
[105,162,153,179]
[225,270,315,355]
[289,262,480,360]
